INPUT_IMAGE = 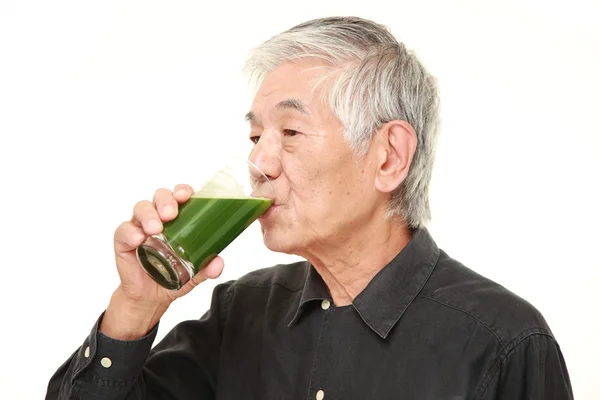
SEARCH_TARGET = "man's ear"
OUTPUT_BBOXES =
[374,120,417,193]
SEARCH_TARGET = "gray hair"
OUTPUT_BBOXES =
[244,17,440,228]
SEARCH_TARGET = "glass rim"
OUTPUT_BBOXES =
[245,158,275,199]
[191,157,274,200]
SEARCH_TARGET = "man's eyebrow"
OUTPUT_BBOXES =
[245,98,309,124]
[245,111,256,123]
[275,98,310,114]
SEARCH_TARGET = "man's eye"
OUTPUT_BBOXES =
[283,129,300,137]
[250,136,260,144]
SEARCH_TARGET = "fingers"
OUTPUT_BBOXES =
[119,183,194,254]
[114,221,146,253]
[132,200,163,235]
[152,188,178,222]
[173,184,194,203]
[131,184,192,234]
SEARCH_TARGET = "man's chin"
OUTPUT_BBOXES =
[260,228,295,255]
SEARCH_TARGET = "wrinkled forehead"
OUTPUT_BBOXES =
[249,61,332,120]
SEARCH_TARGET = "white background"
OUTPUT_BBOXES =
[1,0,599,398]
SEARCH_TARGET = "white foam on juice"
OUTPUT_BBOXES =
[192,170,247,199]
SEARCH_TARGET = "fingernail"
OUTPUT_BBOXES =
[163,205,175,215]
[174,189,186,197]
[148,220,161,231]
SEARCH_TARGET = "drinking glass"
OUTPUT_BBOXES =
[136,159,273,290]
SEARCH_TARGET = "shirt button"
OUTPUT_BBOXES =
[100,357,112,368]
[84,346,90,358]
[316,389,325,400]
[321,300,331,310]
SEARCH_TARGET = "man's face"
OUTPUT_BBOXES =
[247,60,385,256]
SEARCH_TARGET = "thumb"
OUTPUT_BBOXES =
[175,256,225,297]
[195,256,225,281]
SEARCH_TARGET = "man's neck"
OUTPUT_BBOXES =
[301,217,412,306]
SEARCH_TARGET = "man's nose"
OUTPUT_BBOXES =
[248,133,282,183]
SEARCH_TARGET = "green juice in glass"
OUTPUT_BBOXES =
[137,195,272,290]
[164,195,272,267]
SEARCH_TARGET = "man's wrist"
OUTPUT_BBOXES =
[100,286,170,340]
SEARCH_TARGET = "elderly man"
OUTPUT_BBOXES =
[47,17,573,399]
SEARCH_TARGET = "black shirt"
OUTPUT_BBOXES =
[46,228,573,399]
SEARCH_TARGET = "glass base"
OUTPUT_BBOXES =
[136,233,194,290]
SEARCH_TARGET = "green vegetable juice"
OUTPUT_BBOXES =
[162,196,272,272]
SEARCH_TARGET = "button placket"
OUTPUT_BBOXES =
[306,299,335,400]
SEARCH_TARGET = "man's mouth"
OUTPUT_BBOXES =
[259,204,280,220]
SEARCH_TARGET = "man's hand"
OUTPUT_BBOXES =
[100,184,225,340]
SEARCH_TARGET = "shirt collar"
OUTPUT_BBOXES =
[287,262,330,327]
[288,227,440,339]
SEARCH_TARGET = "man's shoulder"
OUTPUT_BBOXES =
[230,259,309,293]
[419,250,553,347]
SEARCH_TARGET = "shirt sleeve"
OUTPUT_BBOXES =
[476,330,574,400]
[46,281,234,400]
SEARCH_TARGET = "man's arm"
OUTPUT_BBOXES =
[46,183,228,399]
[46,281,232,400]
[476,331,574,400]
